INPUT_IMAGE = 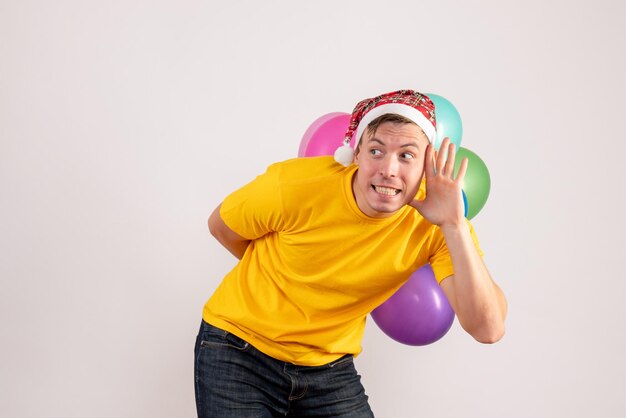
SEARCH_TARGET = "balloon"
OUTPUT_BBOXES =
[427,93,463,151]
[371,264,455,346]
[462,189,468,218]
[454,147,491,219]
[298,112,353,157]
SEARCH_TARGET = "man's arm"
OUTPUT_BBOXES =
[439,223,507,343]
[411,138,507,343]
[208,204,251,259]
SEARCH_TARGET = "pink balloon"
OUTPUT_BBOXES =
[298,112,354,157]
[371,264,455,346]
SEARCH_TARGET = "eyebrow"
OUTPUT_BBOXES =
[368,138,420,149]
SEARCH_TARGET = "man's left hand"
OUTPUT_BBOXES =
[410,137,468,228]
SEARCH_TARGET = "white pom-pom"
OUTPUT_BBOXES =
[334,143,354,167]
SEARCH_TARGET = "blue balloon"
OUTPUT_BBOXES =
[462,189,468,218]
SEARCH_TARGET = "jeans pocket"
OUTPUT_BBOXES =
[327,354,354,368]
[199,322,250,351]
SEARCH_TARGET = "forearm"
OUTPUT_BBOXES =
[213,232,250,260]
[208,205,251,260]
[441,222,507,343]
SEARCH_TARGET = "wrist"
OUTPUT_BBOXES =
[439,219,470,237]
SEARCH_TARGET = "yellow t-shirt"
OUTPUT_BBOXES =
[203,156,481,366]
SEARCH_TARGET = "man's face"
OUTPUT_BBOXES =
[352,122,429,218]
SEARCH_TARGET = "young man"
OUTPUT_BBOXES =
[195,90,507,417]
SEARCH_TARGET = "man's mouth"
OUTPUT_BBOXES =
[372,185,401,196]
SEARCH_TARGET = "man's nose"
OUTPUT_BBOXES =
[380,155,399,178]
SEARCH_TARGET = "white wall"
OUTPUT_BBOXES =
[2,1,625,417]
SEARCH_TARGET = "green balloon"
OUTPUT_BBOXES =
[453,147,490,219]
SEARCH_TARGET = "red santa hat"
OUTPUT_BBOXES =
[334,90,437,166]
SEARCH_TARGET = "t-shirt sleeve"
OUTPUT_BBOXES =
[428,219,484,284]
[219,163,285,240]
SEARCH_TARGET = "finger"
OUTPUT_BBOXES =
[436,138,450,174]
[424,143,435,177]
[455,157,469,184]
[443,142,456,178]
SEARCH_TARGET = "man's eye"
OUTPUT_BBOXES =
[400,152,414,160]
[370,149,382,156]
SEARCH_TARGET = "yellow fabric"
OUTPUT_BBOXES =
[203,156,482,366]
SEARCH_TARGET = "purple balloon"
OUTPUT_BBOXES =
[371,264,455,346]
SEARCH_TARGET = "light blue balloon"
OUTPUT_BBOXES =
[426,93,463,150]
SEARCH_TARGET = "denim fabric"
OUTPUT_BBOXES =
[194,320,375,418]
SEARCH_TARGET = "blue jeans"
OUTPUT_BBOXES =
[194,320,375,417]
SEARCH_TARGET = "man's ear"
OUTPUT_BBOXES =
[353,143,361,165]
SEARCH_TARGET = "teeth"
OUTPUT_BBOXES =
[374,186,399,196]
